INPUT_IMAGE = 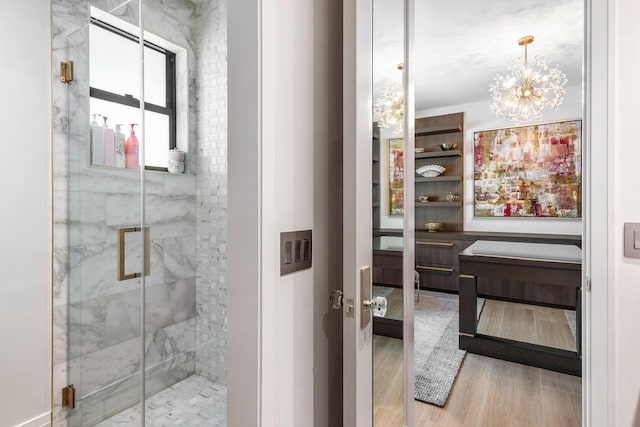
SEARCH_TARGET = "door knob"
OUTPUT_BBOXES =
[329,289,355,318]
[330,289,343,309]
[363,296,387,318]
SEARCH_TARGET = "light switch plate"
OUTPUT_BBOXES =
[624,223,640,258]
[280,230,312,275]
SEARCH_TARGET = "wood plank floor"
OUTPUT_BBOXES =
[373,297,582,427]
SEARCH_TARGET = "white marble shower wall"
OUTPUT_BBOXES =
[50,0,226,425]
[194,0,228,385]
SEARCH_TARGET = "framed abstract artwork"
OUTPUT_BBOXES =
[388,138,404,215]
[474,120,582,218]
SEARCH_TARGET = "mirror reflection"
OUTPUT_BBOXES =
[372,0,405,425]
[372,0,583,425]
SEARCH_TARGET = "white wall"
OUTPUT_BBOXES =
[613,0,640,425]
[0,1,52,426]
[229,0,342,425]
[261,0,343,425]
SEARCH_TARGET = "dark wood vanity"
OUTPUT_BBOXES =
[373,229,581,309]
[458,240,582,376]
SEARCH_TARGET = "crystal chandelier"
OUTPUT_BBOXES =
[374,64,404,135]
[489,36,567,123]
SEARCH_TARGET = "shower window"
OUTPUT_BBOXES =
[89,19,176,169]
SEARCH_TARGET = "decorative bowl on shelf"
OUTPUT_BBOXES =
[445,192,460,202]
[418,195,430,202]
[439,143,458,151]
[416,164,446,178]
[425,222,442,232]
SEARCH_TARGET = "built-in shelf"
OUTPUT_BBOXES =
[415,175,462,183]
[372,123,381,229]
[415,201,462,207]
[415,124,462,137]
[415,150,462,159]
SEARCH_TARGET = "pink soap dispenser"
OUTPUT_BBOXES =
[125,124,140,170]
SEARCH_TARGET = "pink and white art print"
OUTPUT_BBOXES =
[474,120,582,218]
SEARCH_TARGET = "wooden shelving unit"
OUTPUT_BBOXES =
[416,201,462,207]
[414,112,464,232]
[415,149,462,159]
[415,176,462,183]
[415,123,463,137]
[372,124,381,229]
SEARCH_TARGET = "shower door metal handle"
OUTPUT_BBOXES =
[117,226,150,281]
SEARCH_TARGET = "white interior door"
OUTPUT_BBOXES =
[343,1,374,426]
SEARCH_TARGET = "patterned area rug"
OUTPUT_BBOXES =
[373,285,394,299]
[414,290,484,407]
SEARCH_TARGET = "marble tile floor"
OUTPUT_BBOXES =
[96,375,226,427]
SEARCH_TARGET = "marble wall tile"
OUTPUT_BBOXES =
[53,191,70,250]
[104,290,141,348]
[71,335,140,398]
[74,168,163,195]
[53,247,69,306]
[145,318,196,367]
[79,397,105,426]
[74,335,195,424]
[99,352,195,421]
[68,244,118,302]
[164,236,197,282]
[194,0,228,384]
[53,305,68,366]
[101,380,141,424]
[163,173,197,195]
[64,238,163,304]
[52,361,70,427]
[68,297,106,359]
[146,278,196,333]
[144,354,195,397]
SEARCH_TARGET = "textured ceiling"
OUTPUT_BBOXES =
[373,0,584,111]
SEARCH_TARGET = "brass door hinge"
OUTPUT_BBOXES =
[62,384,75,409]
[60,61,73,83]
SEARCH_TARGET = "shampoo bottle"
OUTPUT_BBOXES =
[125,124,140,170]
[90,114,104,166]
[114,124,126,168]
[102,116,115,167]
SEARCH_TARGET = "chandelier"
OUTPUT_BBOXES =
[374,64,404,135]
[489,36,567,123]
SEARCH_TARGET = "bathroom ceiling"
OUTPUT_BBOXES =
[373,0,584,112]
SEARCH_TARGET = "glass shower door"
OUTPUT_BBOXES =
[57,1,209,425]
[61,1,146,425]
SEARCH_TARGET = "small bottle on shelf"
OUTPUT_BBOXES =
[125,124,139,170]
[114,124,126,168]
[90,114,104,166]
[102,116,115,167]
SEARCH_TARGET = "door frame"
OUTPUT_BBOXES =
[226,0,615,425]
[342,0,374,425]
[583,0,614,425]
